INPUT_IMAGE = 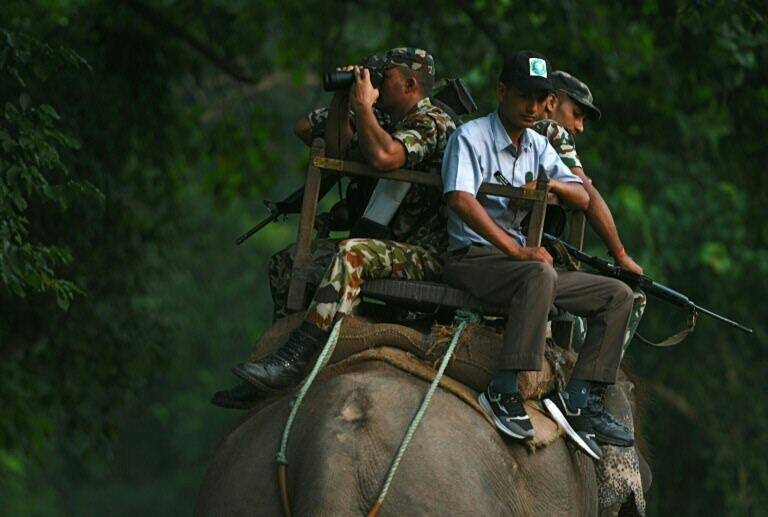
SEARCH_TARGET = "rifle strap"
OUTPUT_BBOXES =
[634,310,698,348]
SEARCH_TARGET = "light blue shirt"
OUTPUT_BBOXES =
[441,110,583,251]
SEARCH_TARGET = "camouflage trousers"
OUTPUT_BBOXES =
[304,239,443,331]
[268,239,341,321]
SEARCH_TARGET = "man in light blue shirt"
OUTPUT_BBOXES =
[441,51,635,460]
[442,105,584,251]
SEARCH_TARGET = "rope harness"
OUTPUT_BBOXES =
[275,310,480,517]
[276,318,343,517]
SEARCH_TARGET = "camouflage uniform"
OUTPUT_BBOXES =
[307,106,392,144]
[299,48,455,331]
[533,119,645,348]
[532,119,582,169]
[269,49,454,323]
[305,239,443,329]
[269,239,342,321]
[268,88,393,321]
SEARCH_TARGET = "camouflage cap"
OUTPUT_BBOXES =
[384,48,435,77]
[361,52,387,69]
[551,70,601,121]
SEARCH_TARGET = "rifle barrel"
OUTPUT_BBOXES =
[693,304,753,334]
[235,212,280,245]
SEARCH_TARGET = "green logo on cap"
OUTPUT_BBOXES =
[529,58,547,78]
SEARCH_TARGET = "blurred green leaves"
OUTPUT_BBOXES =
[0,1,765,515]
[0,30,93,308]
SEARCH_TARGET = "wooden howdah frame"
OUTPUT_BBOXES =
[286,138,587,348]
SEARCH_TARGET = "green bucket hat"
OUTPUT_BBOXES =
[551,70,601,121]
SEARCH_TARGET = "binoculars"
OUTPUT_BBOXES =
[323,66,386,92]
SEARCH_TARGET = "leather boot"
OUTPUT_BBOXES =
[232,323,328,392]
[211,381,262,410]
[586,384,635,447]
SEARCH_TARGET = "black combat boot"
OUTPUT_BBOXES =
[232,323,329,392]
[211,381,262,410]
[585,384,635,447]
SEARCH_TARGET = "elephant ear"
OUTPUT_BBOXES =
[597,381,648,516]
[637,449,653,495]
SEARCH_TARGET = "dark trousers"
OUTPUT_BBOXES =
[443,245,634,383]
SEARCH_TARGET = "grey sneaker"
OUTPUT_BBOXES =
[478,384,535,440]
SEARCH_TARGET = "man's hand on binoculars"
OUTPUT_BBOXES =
[350,66,379,111]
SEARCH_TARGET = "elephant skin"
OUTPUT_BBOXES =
[196,361,600,517]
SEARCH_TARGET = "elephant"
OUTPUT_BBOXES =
[198,367,642,515]
[196,317,650,516]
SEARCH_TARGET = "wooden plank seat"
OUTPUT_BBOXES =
[360,278,569,321]
[361,278,503,316]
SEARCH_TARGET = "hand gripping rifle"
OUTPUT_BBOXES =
[542,233,753,337]
[235,175,340,245]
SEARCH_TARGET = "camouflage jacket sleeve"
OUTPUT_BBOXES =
[532,119,582,169]
[307,108,330,139]
[307,107,392,141]
[391,99,455,169]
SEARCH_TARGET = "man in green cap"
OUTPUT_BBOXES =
[213,47,456,408]
[535,70,643,274]
[528,68,646,451]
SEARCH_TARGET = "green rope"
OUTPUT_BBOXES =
[371,309,481,508]
[276,318,344,465]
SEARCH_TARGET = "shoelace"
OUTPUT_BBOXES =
[263,333,309,366]
[500,392,527,417]
[588,392,630,431]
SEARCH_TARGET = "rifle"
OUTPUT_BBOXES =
[542,232,753,335]
[235,175,339,245]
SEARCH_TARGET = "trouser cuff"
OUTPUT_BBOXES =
[499,354,543,372]
[570,365,618,384]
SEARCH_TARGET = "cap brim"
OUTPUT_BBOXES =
[578,101,601,121]
[510,76,554,94]
[557,90,601,121]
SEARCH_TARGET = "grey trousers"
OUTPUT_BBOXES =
[443,245,634,383]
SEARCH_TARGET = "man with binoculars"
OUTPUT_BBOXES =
[213,47,456,408]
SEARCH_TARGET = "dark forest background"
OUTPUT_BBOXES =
[1,1,766,515]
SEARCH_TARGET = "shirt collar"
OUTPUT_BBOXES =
[405,97,431,116]
[491,110,533,154]
[394,97,431,127]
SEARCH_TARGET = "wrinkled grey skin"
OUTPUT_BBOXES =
[196,361,601,517]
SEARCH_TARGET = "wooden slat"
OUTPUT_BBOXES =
[568,211,587,250]
[286,139,325,311]
[311,156,560,206]
[525,171,550,247]
[552,211,587,350]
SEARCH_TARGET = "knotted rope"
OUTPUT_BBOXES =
[275,310,481,517]
[276,318,343,517]
[367,309,480,517]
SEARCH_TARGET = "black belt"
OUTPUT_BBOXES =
[449,242,488,257]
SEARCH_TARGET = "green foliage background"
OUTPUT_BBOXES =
[0,1,766,515]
